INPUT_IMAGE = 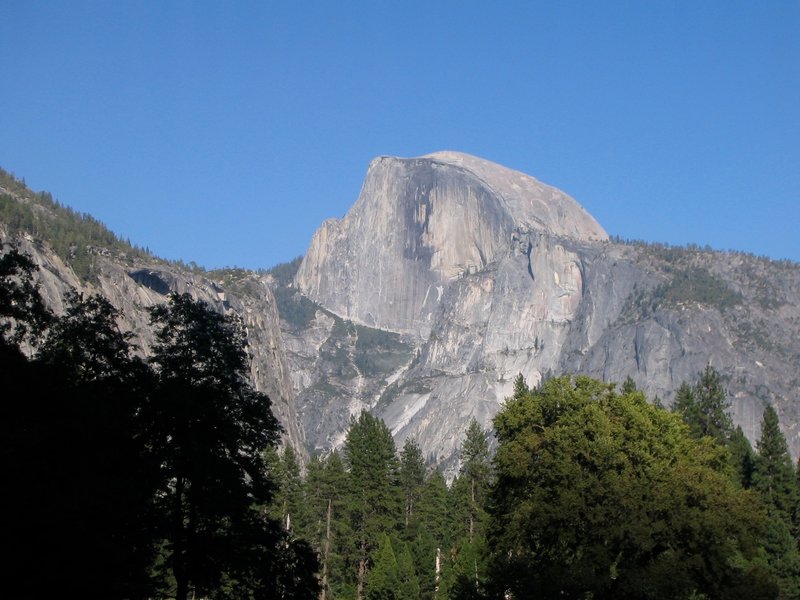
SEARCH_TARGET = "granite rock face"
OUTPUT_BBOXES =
[0,225,306,457]
[295,152,606,337]
[291,152,800,474]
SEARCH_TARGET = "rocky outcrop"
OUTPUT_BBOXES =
[291,152,800,474]
[0,225,306,457]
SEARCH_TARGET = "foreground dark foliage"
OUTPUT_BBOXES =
[0,243,319,599]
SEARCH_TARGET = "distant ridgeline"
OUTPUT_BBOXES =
[609,235,797,319]
[0,168,160,281]
[0,167,237,281]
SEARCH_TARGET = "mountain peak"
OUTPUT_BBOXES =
[392,151,607,243]
[296,152,608,336]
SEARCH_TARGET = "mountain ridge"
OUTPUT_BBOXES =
[2,157,799,474]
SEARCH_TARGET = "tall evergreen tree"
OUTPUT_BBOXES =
[418,470,449,544]
[365,534,400,600]
[343,411,401,600]
[459,418,491,544]
[272,445,305,533]
[305,451,351,600]
[754,405,799,521]
[400,437,426,533]
[729,425,756,488]
[396,538,421,600]
[416,470,450,600]
[673,365,733,444]
[751,405,800,599]
[447,419,492,600]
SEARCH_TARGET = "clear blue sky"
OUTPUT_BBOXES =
[1,2,798,269]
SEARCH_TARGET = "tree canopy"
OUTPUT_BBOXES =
[489,375,774,599]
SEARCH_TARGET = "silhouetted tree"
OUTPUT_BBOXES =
[146,293,293,599]
[0,240,50,346]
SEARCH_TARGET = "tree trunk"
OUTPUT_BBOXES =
[319,498,332,600]
[435,547,441,594]
[174,476,188,600]
[356,539,367,600]
[469,477,475,543]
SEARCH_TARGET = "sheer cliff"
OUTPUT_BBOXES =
[290,152,800,472]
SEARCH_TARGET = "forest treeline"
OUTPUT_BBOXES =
[3,239,800,599]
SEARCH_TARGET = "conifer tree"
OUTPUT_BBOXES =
[272,445,304,533]
[729,425,756,488]
[305,451,351,600]
[396,539,421,600]
[416,469,449,599]
[673,365,733,444]
[418,470,449,547]
[512,372,528,398]
[400,437,426,532]
[343,411,400,600]
[750,405,800,598]
[459,418,491,544]
[621,375,638,394]
[754,405,799,521]
[365,534,400,600]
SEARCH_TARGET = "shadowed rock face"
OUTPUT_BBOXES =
[0,224,306,458]
[290,152,800,475]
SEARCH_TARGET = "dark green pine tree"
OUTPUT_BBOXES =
[747,405,800,599]
[396,539,421,600]
[305,450,352,600]
[416,470,450,600]
[621,375,638,395]
[512,372,529,398]
[399,437,426,534]
[272,445,305,534]
[365,534,400,600]
[418,470,450,546]
[449,535,489,600]
[343,411,401,600]
[729,425,756,488]
[672,381,696,422]
[447,419,492,599]
[754,405,799,521]
[673,365,733,444]
[459,418,491,544]
[797,457,800,520]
